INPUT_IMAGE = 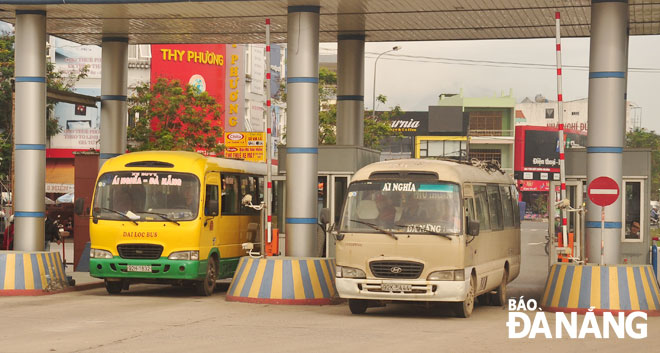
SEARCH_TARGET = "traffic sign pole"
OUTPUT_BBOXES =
[600,206,605,266]
[587,176,620,266]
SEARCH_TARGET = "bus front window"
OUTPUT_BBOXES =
[340,181,461,235]
[93,171,200,221]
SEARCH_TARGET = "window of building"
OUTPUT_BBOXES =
[139,45,151,59]
[469,111,502,136]
[128,45,138,60]
[623,180,643,242]
[469,149,501,165]
[545,108,554,119]
[419,139,466,159]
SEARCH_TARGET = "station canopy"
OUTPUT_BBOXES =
[0,0,659,45]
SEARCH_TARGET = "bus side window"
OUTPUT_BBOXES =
[510,185,520,227]
[473,185,491,231]
[221,175,239,214]
[499,185,514,228]
[487,185,503,231]
[205,184,219,216]
[240,175,259,215]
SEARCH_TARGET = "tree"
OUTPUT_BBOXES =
[127,77,224,154]
[317,67,400,149]
[0,33,88,179]
[626,127,660,200]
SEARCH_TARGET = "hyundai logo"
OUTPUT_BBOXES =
[390,266,403,274]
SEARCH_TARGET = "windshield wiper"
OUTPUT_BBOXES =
[395,224,453,240]
[95,207,138,225]
[137,211,180,226]
[350,220,398,240]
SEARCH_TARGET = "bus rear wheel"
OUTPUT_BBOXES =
[105,280,122,295]
[348,299,368,314]
[196,256,217,296]
[455,275,475,318]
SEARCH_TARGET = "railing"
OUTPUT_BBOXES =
[468,129,514,137]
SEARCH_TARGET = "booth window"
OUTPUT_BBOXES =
[623,180,642,242]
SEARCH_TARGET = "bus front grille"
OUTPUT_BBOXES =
[369,261,424,279]
[117,244,163,259]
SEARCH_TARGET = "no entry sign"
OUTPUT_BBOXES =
[588,176,619,207]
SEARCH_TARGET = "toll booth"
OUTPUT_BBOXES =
[277,145,380,257]
[548,148,652,265]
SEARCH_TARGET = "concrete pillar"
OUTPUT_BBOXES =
[14,11,47,251]
[100,37,128,166]
[336,35,365,146]
[585,0,628,264]
[285,6,320,257]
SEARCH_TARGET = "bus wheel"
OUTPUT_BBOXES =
[196,256,217,296]
[491,269,508,307]
[455,275,475,318]
[105,280,122,295]
[348,299,368,314]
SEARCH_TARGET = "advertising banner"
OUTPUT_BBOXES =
[224,132,266,162]
[53,37,102,79]
[224,44,246,132]
[50,87,101,150]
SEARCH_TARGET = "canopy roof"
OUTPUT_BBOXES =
[0,1,658,45]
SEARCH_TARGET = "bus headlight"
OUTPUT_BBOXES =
[90,248,113,259]
[427,270,465,281]
[335,266,366,279]
[168,251,200,261]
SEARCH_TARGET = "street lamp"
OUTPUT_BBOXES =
[372,45,401,117]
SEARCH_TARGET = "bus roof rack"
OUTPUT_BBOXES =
[470,158,505,175]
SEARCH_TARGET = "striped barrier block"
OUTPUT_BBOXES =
[541,263,660,316]
[0,251,70,295]
[226,257,338,305]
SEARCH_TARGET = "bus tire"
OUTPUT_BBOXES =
[490,269,508,307]
[348,299,368,314]
[455,275,475,318]
[196,256,217,296]
[105,280,122,295]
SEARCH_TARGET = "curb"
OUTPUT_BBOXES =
[0,281,104,296]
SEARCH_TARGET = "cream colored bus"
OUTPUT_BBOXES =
[333,159,521,317]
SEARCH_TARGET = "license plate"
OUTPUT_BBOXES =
[127,265,152,272]
[381,283,412,292]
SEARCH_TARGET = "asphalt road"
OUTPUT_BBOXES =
[1,221,658,353]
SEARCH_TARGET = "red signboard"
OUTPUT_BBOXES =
[588,176,619,207]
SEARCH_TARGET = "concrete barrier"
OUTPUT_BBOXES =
[0,251,70,295]
[541,263,660,315]
[226,256,338,305]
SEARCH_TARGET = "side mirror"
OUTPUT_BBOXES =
[319,208,331,225]
[467,219,480,237]
[241,194,253,206]
[74,198,85,216]
[206,199,219,217]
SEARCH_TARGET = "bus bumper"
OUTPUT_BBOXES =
[90,257,206,281]
[335,278,470,302]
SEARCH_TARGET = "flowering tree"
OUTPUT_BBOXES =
[128,77,224,154]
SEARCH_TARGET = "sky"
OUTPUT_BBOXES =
[322,35,660,133]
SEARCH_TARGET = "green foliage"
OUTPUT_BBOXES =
[626,128,660,200]
[127,77,224,154]
[317,67,401,149]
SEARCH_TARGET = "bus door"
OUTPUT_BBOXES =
[328,175,350,257]
[202,172,221,259]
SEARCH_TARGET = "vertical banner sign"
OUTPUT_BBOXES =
[225,44,246,132]
[151,44,227,144]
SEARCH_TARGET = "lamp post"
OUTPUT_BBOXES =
[372,45,401,117]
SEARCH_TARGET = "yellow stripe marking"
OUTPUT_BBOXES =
[248,260,268,298]
[306,260,323,298]
[52,253,63,283]
[590,266,601,308]
[36,254,48,289]
[50,252,61,283]
[640,266,655,310]
[567,266,582,308]
[44,252,54,283]
[627,267,640,310]
[542,265,557,305]
[319,259,335,296]
[23,254,34,290]
[648,266,660,301]
[269,260,283,299]
[608,266,620,310]
[231,258,251,296]
[4,254,15,290]
[551,265,567,307]
[291,260,305,299]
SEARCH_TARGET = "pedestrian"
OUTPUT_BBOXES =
[3,215,14,250]
[45,212,61,251]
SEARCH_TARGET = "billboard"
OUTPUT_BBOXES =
[224,132,266,162]
[50,87,101,150]
[224,44,246,132]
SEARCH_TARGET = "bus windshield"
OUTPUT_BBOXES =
[340,180,462,235]
[93,171,200,221]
